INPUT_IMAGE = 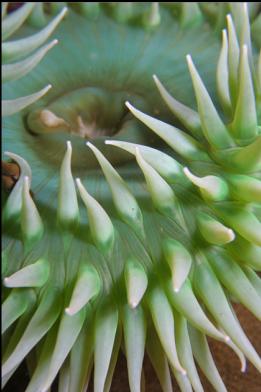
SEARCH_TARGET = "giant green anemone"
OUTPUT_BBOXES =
[2,3,261,392]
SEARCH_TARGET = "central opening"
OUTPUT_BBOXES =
[27,86,150,140]
[24,86,157,171]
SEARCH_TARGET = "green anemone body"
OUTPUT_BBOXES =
[2,3,261,392]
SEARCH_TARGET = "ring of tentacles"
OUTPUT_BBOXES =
[2,3,261,392]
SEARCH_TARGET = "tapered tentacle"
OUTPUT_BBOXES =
[68,307,94,392]
[21,176,44,248]
[147,286,186,375]
[93,301,118,392]
[126,102,210,161]
[228,236,261,271]
[58,141,79,229]
[57,357,70,392]
[3,152,32,220]
[189,325,228,392]
[76,178,115,255]
[124,258,148,308]
[183,167,229,202]
[167,279,227,342]
[103,326,122,392]
[242,267,261,297]
[217,29,231,115]
[2,7,67,61]
[193,255,261,371]
[2,84,52,116]
[146,324,173,392]
[2,40,58,83]
[123,304,146,392]
[25,327,58,392]
[208,250,261,320]
[135,148,176,216]
[187,54,233,149]
[2,289,62,377]
[105,140,183,181]
[214,204,261,246]
[227,14,240,106]
[153,74,202,138]
[143,2,161,28]
[4,258,50,288]
[172,367,192,392]
[174,312,204,392]
[231,45,258,142]
[2,3,35,40]
[163,238,192,292]
[226,174,261,203]
[27,3,47,28]
[2,289,36,334]
[196,211,235,245]
[87,142,145,238]
[41,309,86,392]
[65,264,101,316]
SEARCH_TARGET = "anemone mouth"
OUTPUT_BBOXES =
[24,86,157,170]
[26,87,152,139]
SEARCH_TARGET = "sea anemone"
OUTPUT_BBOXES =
[2,3,261,392]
